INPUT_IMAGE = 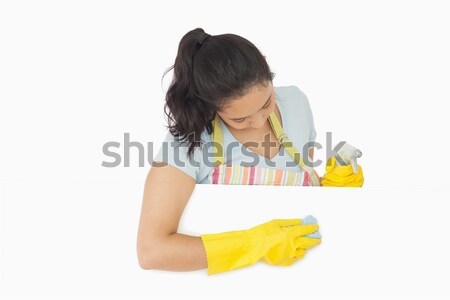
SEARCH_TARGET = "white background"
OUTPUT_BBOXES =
[1,0,450,299]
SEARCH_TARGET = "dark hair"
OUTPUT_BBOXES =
[161,27,275,158]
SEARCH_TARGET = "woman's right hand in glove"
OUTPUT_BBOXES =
[250,219,321,267]
[200,218,321,275]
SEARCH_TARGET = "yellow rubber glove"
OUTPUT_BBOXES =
[200,218,321,276]
[321,156,364,187]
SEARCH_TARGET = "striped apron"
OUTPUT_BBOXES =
[205,111,322,186]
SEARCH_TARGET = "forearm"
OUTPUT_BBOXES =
[143,233,208,272]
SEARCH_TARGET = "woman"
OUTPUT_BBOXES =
[137,28,362,276]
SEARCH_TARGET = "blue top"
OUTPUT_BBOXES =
[153,85,317,183]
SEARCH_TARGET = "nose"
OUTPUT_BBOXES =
[250,114,266,129]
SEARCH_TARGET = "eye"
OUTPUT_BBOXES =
[231,98,271,123]
[263,99,272,108]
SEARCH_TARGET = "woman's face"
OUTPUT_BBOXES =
[217,81,276,131]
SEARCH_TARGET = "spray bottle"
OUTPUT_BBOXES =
[334,142,362,174]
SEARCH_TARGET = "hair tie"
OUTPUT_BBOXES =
[197,33,211,46]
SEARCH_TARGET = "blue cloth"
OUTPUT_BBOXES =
[302,215,321,238]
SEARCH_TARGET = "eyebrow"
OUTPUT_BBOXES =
[230,93,272,121]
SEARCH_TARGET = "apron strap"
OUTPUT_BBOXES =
[268,111,321,186]
[212,114,225,166]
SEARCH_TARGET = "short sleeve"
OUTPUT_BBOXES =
[295,86,317,142]
[309,111,317,142]
[152,131,201,181]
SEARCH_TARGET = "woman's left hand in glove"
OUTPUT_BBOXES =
[321,156,364,187]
